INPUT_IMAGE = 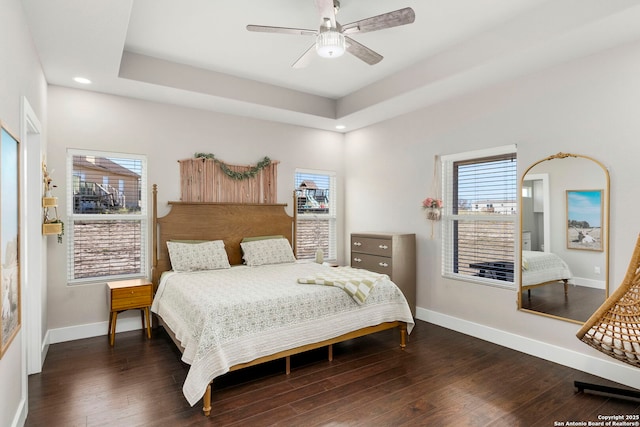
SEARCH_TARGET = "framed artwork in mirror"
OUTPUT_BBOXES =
[0,122,20,358]
[566,189,603,252]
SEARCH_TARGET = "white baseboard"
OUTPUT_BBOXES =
[10,398,26,427]
[571,276,606,290]
[41,329,50,370]
[415,307,639,390]
[48,316,144,344]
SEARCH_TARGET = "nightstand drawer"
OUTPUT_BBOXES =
[110,285,152,311]
[351,253,393,275]
[351,236,392,257]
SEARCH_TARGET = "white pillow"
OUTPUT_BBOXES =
[167,240,230,272]
[241,238,296,266]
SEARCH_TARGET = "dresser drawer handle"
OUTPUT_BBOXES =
[353,242,362,246]
[378,244,388,250]
[378,262,389,267]
[353,257,362,263]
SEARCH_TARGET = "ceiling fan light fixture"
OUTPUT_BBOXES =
[316,29,345,58]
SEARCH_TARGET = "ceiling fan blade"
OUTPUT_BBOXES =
[341,7,415,35]
[292,43,316,69]
[314,0,336,28]
[345,36,382,65]
[246,25,316,36]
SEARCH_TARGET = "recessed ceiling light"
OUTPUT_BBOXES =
[335,125,346,130]
[73,77,92,84]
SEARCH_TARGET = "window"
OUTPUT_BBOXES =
[294,170,336,261]
[441,145,517,287]
[66,149,148,283]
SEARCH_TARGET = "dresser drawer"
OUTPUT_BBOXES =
[110,285,153,311]
[351,253,393,275]
[351,236,392,257]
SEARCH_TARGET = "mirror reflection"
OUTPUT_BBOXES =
[519,153,609,324]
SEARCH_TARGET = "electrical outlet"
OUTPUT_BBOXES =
[594,266,600,274]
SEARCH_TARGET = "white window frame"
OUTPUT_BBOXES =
[294,169,337,261]
[441,144,517,288]
[66,149,148,284]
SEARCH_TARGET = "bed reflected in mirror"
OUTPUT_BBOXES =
[518,153,609,324]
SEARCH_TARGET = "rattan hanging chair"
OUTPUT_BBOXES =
[577,234,640,367]
[574,235,640,400]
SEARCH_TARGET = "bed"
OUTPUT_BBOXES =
[521,250,572,296]
[149,185,414,416]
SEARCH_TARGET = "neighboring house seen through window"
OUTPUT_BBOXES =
[66,150,148,283]
[295,170,336,261]
[441,145,517,287]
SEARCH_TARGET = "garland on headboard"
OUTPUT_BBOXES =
[194,153,271,181]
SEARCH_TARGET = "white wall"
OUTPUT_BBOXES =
[0,0,47,426]
[345,39,640,387]
[46,86,345,336]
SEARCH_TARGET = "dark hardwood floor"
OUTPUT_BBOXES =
[521,283,606,321]
[26,320,639,426]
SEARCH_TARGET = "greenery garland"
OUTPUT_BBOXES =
[194,153,271,181]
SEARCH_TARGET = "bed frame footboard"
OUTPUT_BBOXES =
[200,321,407,416]
[523,278,569,298]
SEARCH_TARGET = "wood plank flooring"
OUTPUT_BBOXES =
[520,284,606,322]
[26,321,639,426]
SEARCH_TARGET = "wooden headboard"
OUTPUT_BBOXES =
[151,184,295,288]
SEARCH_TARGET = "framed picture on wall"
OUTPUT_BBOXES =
[0,121,20,359]
[566,189,603,252]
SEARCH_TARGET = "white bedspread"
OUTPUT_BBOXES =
[522,250,572,286]
[151,261,414,406]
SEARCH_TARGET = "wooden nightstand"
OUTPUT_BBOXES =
[107,278,153,346]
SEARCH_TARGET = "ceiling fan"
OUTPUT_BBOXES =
[246,0,415,68]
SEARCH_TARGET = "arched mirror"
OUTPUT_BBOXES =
[518,152,609,324]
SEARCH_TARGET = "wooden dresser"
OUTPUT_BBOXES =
[350,232,416,316]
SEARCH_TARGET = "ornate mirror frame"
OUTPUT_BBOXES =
[518,152,610,324]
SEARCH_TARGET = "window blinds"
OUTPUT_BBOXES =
[441,147,517,286]
[295,170,337,261]
[66,150,147,283]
